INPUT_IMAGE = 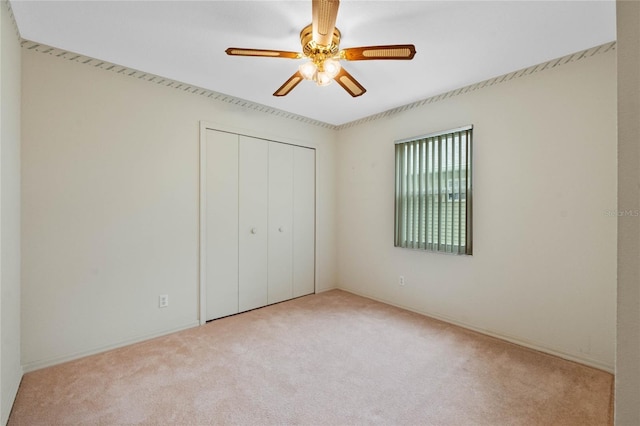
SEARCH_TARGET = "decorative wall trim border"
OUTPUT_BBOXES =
[3,0,21,39]
[21,37,615,132]
[20,39,335,130]
[335,41,617,131]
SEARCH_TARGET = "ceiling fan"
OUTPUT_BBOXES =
[225,0,417,97]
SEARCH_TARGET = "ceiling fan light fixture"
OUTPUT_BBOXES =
[226,0,416,97]
[299,61,317,80]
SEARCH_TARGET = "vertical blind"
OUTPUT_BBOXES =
[394,126,473,255]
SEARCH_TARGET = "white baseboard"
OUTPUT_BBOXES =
[339,288,614,374]
[2,367,23,425]
[21,290,614,375]
[315,285,339,294]
[21,321,200,373]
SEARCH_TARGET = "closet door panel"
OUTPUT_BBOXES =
[293,147,316,297]
[239,136,269,312]
[205,130,239,320]
[268,143,294,304]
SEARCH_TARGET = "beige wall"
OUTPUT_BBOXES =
[336,50,617,371]
[616,0,640,423]
[0,0,23,423]
[20,48,338,371]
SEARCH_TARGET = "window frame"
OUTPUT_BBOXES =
[394,125,473,255]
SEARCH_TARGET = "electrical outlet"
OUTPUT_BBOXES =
[159,294,169,308]
[399,276,405,286]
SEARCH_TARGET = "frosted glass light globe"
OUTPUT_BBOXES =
[323,58,341,78]
[316,71,332,86]
[299,61,317,80]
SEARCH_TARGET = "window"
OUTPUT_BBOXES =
[394,126,473,254]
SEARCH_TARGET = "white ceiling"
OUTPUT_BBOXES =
[11,0,616,126]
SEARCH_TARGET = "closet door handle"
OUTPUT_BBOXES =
[250,227,258,234]
[278,226,285,233]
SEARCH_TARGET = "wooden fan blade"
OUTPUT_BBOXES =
[312,0,340,46]
[226,48,301,59]
[341,45,417,61]
[334,67,366,97]
[273,71,304,97]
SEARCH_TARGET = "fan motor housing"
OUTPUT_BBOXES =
[300,23,341,57]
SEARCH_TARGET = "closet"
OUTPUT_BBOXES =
[203,129,315,321]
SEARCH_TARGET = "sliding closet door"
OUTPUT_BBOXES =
[268,143,294,304]
[293,147,315,297]
[205,130,239,320]
[202,126,316,321]
[238,136,269,312]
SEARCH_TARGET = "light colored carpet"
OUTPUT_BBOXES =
[9,290,613,425]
